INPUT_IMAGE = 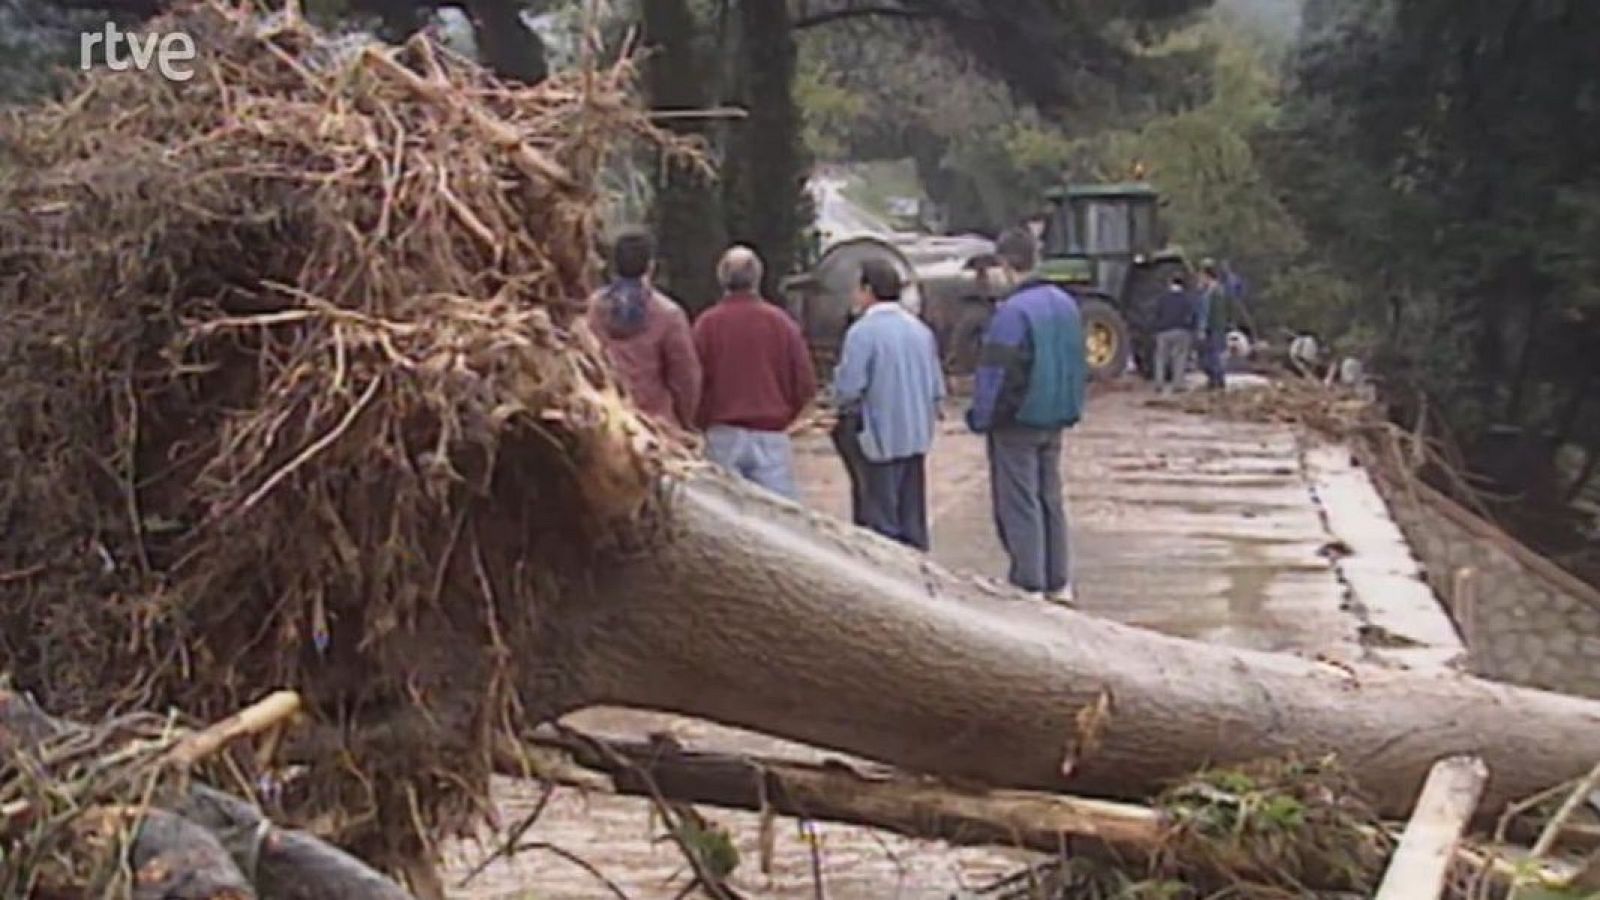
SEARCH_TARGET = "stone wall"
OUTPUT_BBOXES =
[1370,463,1600,698]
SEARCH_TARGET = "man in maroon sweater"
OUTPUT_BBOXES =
[694,245,818,499]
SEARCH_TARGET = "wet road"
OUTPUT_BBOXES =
[447,382,1456,899]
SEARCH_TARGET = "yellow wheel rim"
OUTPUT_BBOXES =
[1086,321,1118,370]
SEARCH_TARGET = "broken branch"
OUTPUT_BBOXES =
[1373,755,1488,900]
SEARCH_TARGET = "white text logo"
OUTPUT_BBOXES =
[80,22,196,82]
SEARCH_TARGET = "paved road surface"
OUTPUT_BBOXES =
[797,385,1357,655]
[448,382,1457,899]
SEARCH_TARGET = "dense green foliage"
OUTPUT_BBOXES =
[793,8,1291,252]
[0,0,131,103]
[1269,0,1600,502]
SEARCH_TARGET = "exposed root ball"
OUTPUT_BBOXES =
[0,0,673,870]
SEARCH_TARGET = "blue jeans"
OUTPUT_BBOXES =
[706,425,799,500]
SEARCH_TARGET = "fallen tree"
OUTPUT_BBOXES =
[5,2,1600,890]
[542,470,1600,820]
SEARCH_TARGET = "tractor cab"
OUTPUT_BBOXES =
[1036,182,1188,378]
[1038,183,1164,294]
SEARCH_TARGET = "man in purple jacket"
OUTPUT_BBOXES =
[966,227,1088,604]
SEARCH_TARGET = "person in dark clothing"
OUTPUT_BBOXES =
[1152,274,1199,394]
[830,301,871,525]
[966,226,1087,604]
[1197,260,1230,390]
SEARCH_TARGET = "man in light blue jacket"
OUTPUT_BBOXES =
[833,259,945,550]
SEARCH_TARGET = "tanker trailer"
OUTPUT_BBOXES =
[783,235,1006,374]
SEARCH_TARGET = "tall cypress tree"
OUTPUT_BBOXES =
[723,0,809,300]
[642,0,728,313]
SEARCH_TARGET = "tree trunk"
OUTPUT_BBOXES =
[460,0,548,85]
[542,470,1600,821]
[642,0,727,314]
[721,0,807,299]
[529,732,1555,893]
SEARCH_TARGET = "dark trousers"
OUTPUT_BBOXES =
[863,454,930,551]
[1200,331,1227,389]
[987,427,1070,593]
[830,413,871,526]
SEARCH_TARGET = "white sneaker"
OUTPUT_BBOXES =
[1047,586,1076,606]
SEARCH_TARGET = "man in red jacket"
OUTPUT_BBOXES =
[694,245,817,499]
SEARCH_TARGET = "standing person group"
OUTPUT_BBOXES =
[589,235,815,500]
[589,225,1090,605]
[828,231,1087,587]
[1147,261,1237,395]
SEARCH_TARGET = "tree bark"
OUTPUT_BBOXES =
[460,0,548,85]
[544,469,1600,822]
[532,730,1163,859]
[530,732,1554,893]
[721,0,807,299]
[641,0,727,314]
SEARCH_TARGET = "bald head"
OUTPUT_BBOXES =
[718,245,764,294]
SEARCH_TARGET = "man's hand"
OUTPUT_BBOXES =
[964,407,985,434]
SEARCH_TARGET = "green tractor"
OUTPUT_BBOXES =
[785,181,1188,380]
[1036,182,1189,378]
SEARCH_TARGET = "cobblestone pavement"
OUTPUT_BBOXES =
[448,383,1449,899]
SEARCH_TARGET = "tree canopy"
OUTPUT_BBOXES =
[1271,0,1600,473]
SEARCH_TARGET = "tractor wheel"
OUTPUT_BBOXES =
[1080,298,1132,380]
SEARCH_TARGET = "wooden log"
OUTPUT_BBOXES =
[531,732,1578,894]
[1373,755,1489,900]
[165,691,301,769]
[532,730,1165,858]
